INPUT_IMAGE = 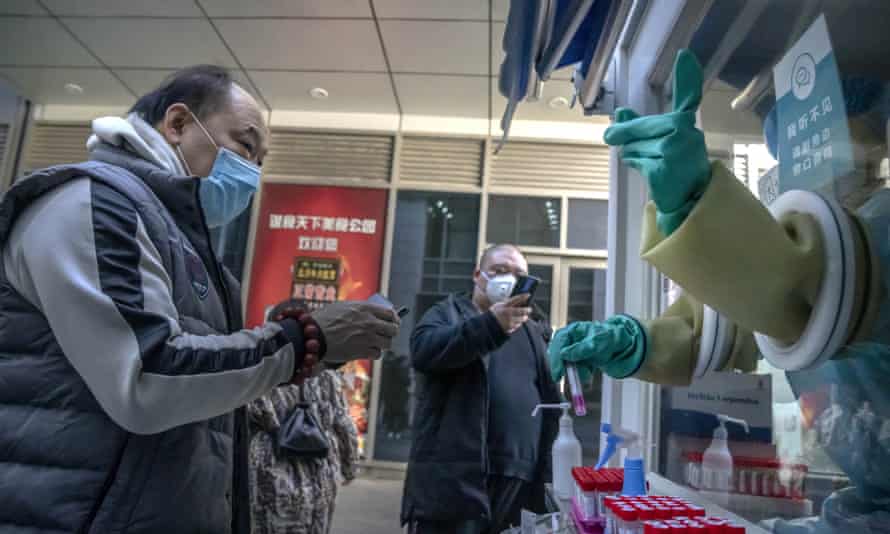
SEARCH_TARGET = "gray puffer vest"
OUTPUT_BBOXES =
[0,147,250,534]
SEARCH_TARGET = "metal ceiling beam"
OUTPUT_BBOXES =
[701,0,770,94]
[578,0,634,111]
[619,0,651,52]
[647,0,714,90]
[731,0,822,112]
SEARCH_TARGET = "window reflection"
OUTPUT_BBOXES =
[487,195,561,248]
[373,192,480,461]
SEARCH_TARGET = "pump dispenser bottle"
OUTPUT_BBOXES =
[533,402,582,499]
[701,414,749,497]
[595,423,647,495]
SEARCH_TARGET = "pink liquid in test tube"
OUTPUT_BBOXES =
[566,364,587,416]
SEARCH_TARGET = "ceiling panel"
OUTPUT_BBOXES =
[215,19,385,71]
[62,18,238,69]
[0,0,47,15]
[491,78,590,123]
[491,21,573,81]
[199,0,371,18]
[249,71,397,113]
[41,0,202,17]
[0,18,98,67]
[374,0,488,21]
[381,20,488,75]
[396,74,488,118]
[0,67,133,105]
[113,68,260,102]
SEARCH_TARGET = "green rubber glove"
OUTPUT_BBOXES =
[547,315,649,383]
[603,49,711,235]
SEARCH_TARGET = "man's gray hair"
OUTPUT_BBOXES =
[478,244,522,269]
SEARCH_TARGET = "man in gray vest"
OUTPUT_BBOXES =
[0,65,399,534]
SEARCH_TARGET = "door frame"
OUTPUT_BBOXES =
[559,258,608,327]
[525,255,609,329]
[524,254,563,330]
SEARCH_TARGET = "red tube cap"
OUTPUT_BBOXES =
[687,505,706,517]
[616,507,639,521]
[645,522,671,534]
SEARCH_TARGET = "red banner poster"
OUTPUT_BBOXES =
[245,184,389,455]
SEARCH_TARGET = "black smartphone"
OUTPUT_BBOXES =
[510,275,541,302]
[369,293,409,318]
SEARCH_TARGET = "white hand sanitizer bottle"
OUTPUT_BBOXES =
[701,414,749,502]
[533,402,582,499]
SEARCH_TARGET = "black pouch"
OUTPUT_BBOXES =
[276,385,329,458]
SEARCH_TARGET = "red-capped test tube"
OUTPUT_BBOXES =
[644,521,671,534]
[572,467,598,521]
[615,506,641,534]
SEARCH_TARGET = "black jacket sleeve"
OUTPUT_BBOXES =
[410,298,509,373]
[530,321,562,483]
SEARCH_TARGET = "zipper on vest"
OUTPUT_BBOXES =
[77,435,130,534]
[192,185,234,333]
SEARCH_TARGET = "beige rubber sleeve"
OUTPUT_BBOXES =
[633,294,759,386]
[639,162,824,344]
[719,326,759,374]
[633,293,703,387]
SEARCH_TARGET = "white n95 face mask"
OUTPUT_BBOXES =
[481,272,517,304]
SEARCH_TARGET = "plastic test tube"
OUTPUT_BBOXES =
[616,506,640,534]
[572,467,595,520]
[644,521,671,534]
[686,505,706,518]
[700,518,728,534]
[565,364,587,416]
[653,506,673,520]
[607,501,632,534]
[664,520,688,534]
[636,505,657,522]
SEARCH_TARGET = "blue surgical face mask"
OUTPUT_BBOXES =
[177,112,260,228]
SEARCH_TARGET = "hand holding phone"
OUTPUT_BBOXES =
[490,294,533,334]
[367,293,409,319]
[510,275,541,303]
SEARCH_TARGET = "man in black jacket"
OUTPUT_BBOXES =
[402,244,562,534]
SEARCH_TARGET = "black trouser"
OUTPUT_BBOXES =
[409,475,544,534]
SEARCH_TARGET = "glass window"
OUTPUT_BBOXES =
[566,267,607,324]
[562,265,608,466]
[373,191,480,461]
[527,263,554,324]
[567,199,608,250]
[487,195,561,247]
[650,3,890,530]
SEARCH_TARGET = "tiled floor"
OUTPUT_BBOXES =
[330,469,406,534]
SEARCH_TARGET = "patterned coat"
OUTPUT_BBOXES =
[248,370,359,534]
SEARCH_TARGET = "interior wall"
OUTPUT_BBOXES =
[0,80,20,123]
[0,79,25,189]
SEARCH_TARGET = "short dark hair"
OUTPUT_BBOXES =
[478,244,522,269]
[129,65,235,126]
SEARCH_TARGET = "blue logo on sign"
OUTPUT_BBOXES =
[791,53,816,101]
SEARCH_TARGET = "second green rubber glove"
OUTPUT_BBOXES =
[548,315,649,383]
[603,49,711,235]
